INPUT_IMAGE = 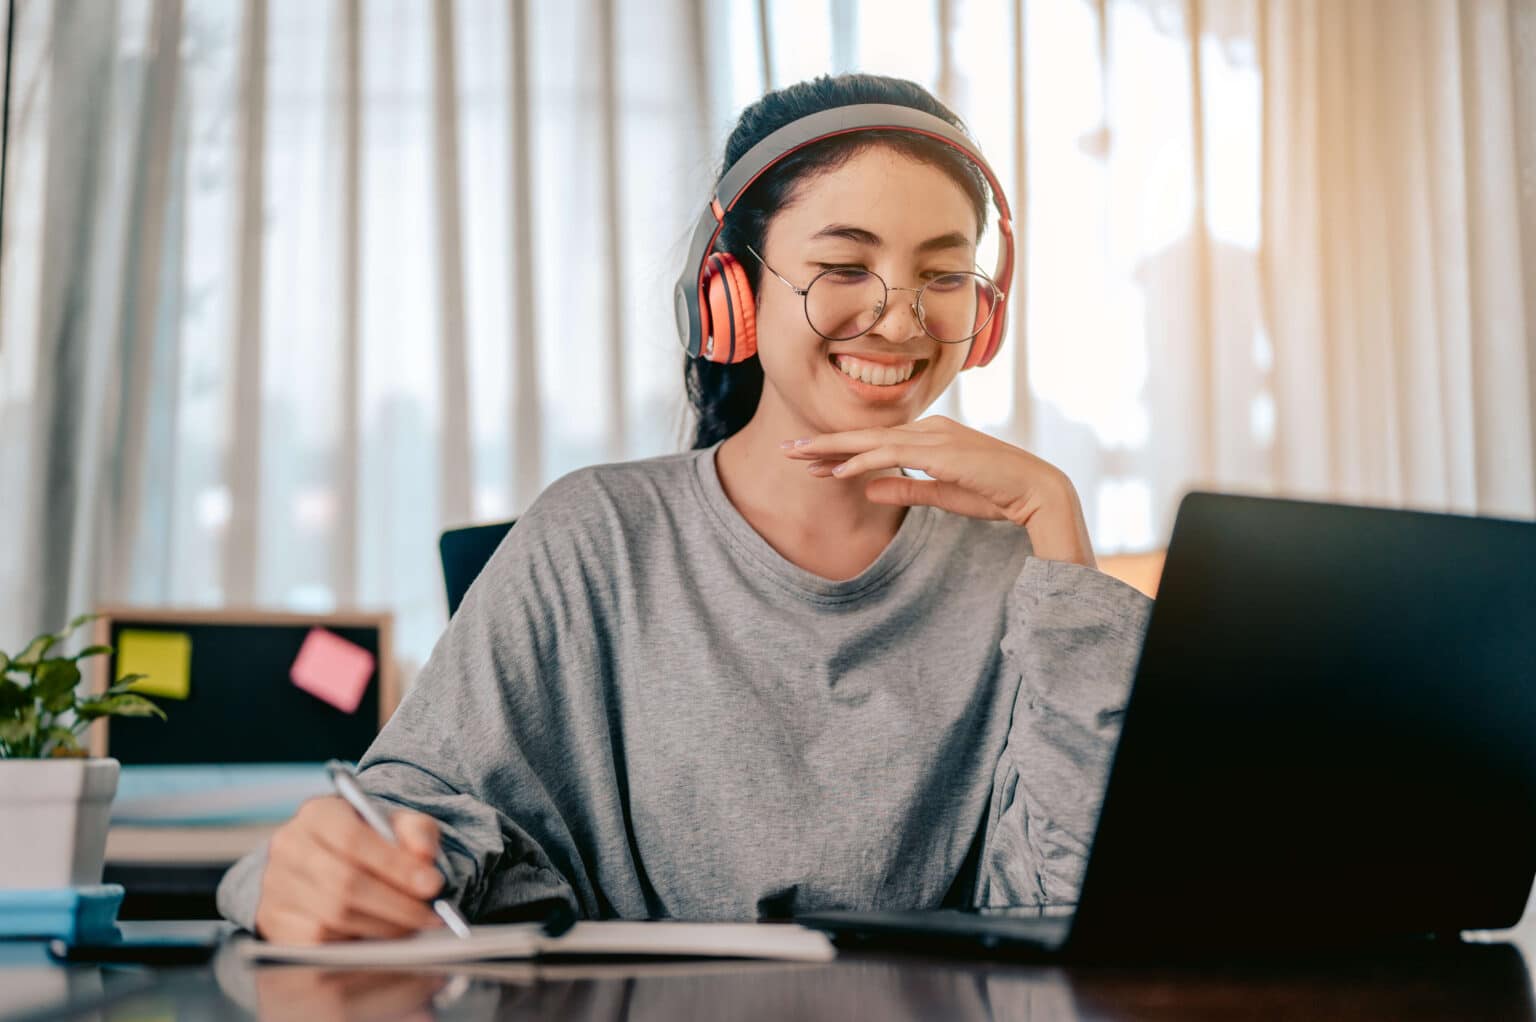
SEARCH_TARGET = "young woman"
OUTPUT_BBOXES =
[220,74,1152,943]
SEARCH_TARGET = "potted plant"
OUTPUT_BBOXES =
[0,614,165,890]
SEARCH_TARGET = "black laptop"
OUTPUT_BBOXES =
[799,492,1536,958]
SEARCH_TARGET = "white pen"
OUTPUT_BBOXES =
[324,759,473,939]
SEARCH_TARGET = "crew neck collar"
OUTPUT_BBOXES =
[689,441,935,605]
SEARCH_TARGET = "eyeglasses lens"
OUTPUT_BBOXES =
[805,270,995,342]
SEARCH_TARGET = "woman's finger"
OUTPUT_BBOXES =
[302,834,445,934]
[256,904,346,946]
[392,810,441,861]
[864,475,1009,520]
[301,799,444,900]
[275,830,438,939]
[285,866,423,941]
[781,427,943,459]
[827,443,952,481]
[827,443,1032,514]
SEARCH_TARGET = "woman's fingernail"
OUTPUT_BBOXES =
[793,438,813,447]
[779,440,795,449]
[831,463,847,476]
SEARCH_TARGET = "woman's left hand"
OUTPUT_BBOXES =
[781,415,1096,566]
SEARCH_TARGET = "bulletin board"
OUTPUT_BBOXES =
[87,607,397,765]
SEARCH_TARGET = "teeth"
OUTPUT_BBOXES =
[834,356,917,386]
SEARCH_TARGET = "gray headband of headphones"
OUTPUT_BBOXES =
[673,103,1013,359]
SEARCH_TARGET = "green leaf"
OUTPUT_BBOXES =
[13,633,56,667]
[72,645,113,662]
[0,679,24,716]
[106,674,150,695]
[33,659,81,703]
[0,651,9,674]
[77,693,166,721]
[0,705,37,744]
[42,689,75,714]
[66,612,99,634]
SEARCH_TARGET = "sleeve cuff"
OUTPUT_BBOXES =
[215,840,270,934]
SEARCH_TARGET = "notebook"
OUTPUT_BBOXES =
[237,921,837,966]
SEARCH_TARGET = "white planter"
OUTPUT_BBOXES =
[0,758,120,889]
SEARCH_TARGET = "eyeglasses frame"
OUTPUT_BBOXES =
[745,244,1003,345]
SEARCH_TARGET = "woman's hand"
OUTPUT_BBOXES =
[254,796,448,944]
[781,415,1096,566]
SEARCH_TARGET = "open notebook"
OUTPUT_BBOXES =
[237,921,837,966]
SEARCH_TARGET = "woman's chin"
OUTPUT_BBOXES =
[814,401,927,434]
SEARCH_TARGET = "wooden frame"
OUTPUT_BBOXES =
[87,606,396,758]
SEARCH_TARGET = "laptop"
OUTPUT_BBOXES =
[799,492,1536,958]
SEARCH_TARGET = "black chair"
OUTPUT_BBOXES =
[439,520,515,616]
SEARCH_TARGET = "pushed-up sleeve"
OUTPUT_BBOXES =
[976,557,1153,909]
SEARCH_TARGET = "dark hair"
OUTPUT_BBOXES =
[684,74,991,449]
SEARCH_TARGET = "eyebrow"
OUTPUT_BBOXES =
[809,224,973,253]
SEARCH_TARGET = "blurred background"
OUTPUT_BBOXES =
[1,0,1533,674]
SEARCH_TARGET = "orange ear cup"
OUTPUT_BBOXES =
[701,253,759,365]
[962,281,1005,370]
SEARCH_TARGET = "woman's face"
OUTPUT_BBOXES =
[752,145,982,436]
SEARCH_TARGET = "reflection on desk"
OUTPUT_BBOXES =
[6,923,1535,1022]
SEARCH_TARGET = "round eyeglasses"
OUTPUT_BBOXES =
[746,245,1002,344]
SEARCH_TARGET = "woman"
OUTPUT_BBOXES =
[219,73,1151,943]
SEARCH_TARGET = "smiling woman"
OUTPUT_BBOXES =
[218,73,1153,945]
[684,77,997,449]
[684,78,1091,577]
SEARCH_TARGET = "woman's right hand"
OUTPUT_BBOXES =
[254,796,450,944]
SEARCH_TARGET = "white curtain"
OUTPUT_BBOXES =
[2,0,1533,678]
[1262,0,1535,517]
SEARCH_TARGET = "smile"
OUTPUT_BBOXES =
[830,354,928,388]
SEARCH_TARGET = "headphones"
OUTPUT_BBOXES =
[674,103,1015,371]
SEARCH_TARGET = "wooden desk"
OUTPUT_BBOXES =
[4,923,1533,1021]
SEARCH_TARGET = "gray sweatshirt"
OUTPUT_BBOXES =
[217,444,1152,927]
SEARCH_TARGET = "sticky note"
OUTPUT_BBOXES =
[289,628,376,715]
[117,630,193,701]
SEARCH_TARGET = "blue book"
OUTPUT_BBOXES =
[0,885,124,943]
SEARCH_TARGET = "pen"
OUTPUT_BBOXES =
[324,760,473,939]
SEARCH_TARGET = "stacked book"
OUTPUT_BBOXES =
[105,763,331,918]
[107,763,331,862]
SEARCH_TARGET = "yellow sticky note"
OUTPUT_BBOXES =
[117,630,193,701]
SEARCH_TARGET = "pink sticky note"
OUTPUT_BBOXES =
[289,628,376,714]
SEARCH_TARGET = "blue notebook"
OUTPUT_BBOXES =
[0,885,124,943]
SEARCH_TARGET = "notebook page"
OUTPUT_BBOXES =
[238,921,836,966]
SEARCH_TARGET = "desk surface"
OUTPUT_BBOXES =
[4,922,1535,1022]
